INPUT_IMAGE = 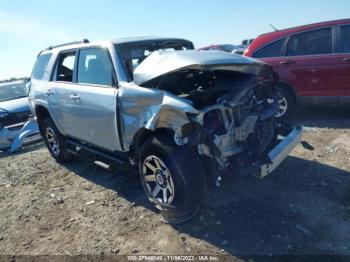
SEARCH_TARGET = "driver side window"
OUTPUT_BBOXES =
[77,48,114,86]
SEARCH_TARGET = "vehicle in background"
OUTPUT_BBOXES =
[29,37,302,223]
[0,80,41,152]
[232,45,248,55]
[244,19,350,119]
[242,39,255,46]
[198,44,246,55]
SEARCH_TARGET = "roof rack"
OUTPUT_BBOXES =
[45,39,89,50]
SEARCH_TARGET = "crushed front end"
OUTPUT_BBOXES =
[174,66,303,183]
[133,50,303,183]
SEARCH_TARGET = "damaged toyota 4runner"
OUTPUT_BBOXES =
[29,37,303,223]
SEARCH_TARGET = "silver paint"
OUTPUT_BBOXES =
[133,50,264,85]
[118,81,197,151]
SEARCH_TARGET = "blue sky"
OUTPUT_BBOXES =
[0,0,349,80]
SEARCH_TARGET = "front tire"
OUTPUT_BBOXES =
[42,118,74,162]
[275,86,297,120]
[139,133,206,224]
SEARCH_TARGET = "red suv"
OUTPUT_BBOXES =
[244,19,350,119]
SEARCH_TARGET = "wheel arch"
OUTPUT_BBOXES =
[275,81,298,105]
[35,105,51,135]
[130,127,175,157]
[34,105,63,136]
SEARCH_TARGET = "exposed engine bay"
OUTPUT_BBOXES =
[140,61,284,179]
[121,50,303,182]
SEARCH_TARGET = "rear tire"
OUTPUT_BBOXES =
[275,86,297,120]
[139,133,206,224]
[42,118,74,163]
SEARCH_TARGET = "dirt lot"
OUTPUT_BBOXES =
[0,107,349,258]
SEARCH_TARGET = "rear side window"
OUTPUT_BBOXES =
[32,53,52,80]
[253,38,286,58]
[340,25,350,53]
[56,52,76,82]
[77,48,114,86]
[286,27,332,56]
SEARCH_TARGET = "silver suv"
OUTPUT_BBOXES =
[29,37,303,223]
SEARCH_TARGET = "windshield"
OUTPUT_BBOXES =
[0,82,29,102]
[115,39,194,81]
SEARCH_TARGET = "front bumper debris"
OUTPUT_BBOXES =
[258,125,303,178]
[0,118,42,153]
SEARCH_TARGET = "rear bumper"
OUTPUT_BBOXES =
[258,125,303,178]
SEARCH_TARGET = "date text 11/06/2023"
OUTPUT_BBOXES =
[127,255,220,261]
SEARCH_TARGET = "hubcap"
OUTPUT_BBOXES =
[45,127,60,156]
[275,93,288,118]
[142,155,175,205]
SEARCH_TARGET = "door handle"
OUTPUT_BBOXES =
[44,90,54,96]
[70,94,81,101]
[280,60,295,65]
[343,57,350,62]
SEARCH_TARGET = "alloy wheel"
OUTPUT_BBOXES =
[142,155,175,205]
[45,127,60,156]
[275,93,288,118]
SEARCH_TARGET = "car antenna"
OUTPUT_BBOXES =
[269,24,279,31]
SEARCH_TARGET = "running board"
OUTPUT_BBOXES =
[66,140,127,165]
[94,160,110,170]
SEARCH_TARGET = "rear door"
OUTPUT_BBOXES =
[254,27,339,103]
[336,24,350,101]
[282,27,339,102]
[49,47,121,152]
[46,51,77,134]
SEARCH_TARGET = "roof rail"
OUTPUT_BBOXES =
[45,39,89,50]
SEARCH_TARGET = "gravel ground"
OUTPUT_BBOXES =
[0,107,349,259]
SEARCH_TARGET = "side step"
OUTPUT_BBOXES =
[94,160,110,170]
[66,139,128,165]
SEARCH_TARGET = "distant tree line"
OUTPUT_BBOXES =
[0,77,30,84]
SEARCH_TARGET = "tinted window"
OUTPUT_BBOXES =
[77,48,113,86]
[32,53,52,80]
[286,28,332,56]
[340,25,350,53]
[253,38,285,58]
[56,52,76,82]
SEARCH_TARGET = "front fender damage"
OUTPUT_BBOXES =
[118,80,263,176]
[118,82,198,152]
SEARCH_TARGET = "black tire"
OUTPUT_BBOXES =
[42,118,74,162]
[138,133,206,224]
[275,86,297,120]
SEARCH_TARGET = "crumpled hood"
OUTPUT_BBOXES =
[133,50,265,85]
[0,97,30,113]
